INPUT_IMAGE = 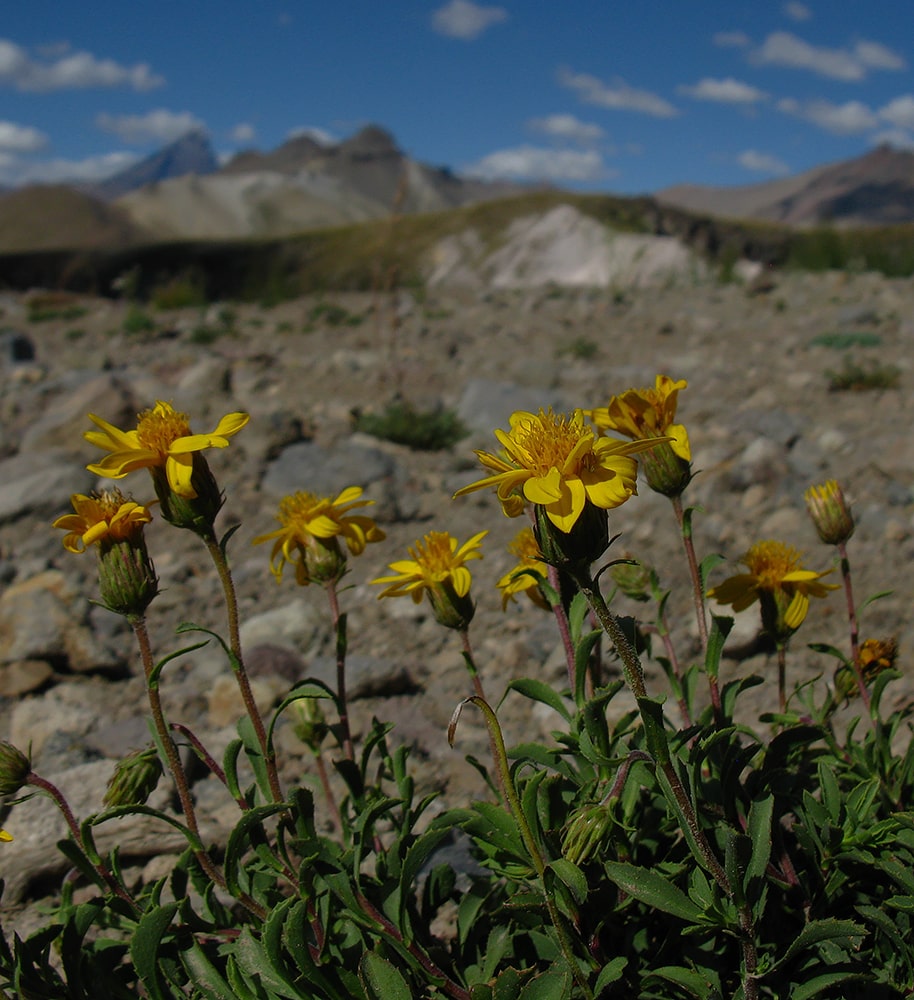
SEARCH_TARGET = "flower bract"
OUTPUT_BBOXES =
[455,408,650,532]
[253,486,385,585]
[85,401,249,500]
[53,490,153,553]
[708,539,838,637]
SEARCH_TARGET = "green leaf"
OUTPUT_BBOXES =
[647,965,718,999]
[224,802,289,898]
[359,951,412,1000]
[745,795,774,896]
[182,938,237,1000]
[266,678,338,754]
[774,918,865,969]
[130,901,180,1000]
[149,639,211,687]
[636,695,671,766]
[603,861,706,923]
[704,614,733,683]
[698,553,726,592]
[506,678,571,722]
[573,629,602,707]
[518,965,571,1000]
[594,956,627,992]
[792,971,866,1000]
[548,858,588,905]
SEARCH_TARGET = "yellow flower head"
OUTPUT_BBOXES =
[253,486,385,586]
[373,530,487,629]
[588,375,691,461]
[497,527,550,611]
[53,490,153,553]
[708,539,838,640]
[0,828,11,843]
[455,408,650,533]
[85,401,249,500]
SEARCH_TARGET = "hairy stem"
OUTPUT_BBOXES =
[326,579,355,761]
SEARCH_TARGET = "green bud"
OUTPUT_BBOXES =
[150,455,224,535]
[97,535,159,618]
[292,699,330,753]
[562,801,616,866]
[534,501,608,573]
[0,741,31,796]
[639,441,692,498]
[427,579,476,631]
[103,745,163,807]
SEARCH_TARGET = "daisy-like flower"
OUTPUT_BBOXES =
[53,490,153,553]
[708,539,838,641]
[455,408,651,533]
[588,375,691,496]
[497,527,550,611]
[85,401,249,501]
[373,530,487,630]
[253,486,385,586]
[53,489,158,617]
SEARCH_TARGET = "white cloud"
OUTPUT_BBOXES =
[737,149,791,175]
[870,128,914,150]
[777,97,878,134]
[230,122,256,144]
[879,94,914,130]
[753,31,905,80]
[784,2,812,22]
[0,120,48,153]
[558,68,677,118]
[431,1,507,40]
[95,109,205,145]
[527,114,604,144]
[713,31,751,49]
[0,37,163,92]
[679,77,768,104]
[463,145,606,182]
[0,150,138,186]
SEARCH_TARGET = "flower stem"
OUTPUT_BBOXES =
[777,641,788,714]
[671,495,709,651]
[130,615,267,920]
[547,563,577,693]
[838,540,869,710]
[326,579,355,761]
[25,772,137,913]
[450,696,595,999]
[202,529,283,803]
[459,627,487,702]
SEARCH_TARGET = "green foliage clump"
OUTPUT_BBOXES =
[123,304,155,335]
[151,271,208,310]
[827,356,902,391]
[305,301,364,329]
[810,331,883,349]
[355,400,467,451]
[26,292,87,323]
[559,337,599,361]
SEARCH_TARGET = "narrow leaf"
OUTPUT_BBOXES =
[359,951,412,1000]
[603,861,706,923]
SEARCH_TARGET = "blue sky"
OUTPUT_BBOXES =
[2,1,913,194]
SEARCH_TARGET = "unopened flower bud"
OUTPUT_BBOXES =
[292,698,329,753]
[0,742,31,796]
[609,558,654,602]
[104,745,162,807]
[640,441,692,498]
[300,536,348,587]
[562,801,616,866]
[427,579,477,630]
[97,535,159,618]
[805,480,855,546]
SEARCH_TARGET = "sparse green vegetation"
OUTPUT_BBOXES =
[124,305,155,335]
[810,331,883,349]
[188,325,223,345]
[826,356,901,391]
[65,328,86,341]
[26,292,88,323]
[151,271,208,310]
[559,336,599,361]
[306,301,364,328]
[354,400,467,451]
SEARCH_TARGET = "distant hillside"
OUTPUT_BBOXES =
[658,144,914,226]
[0,185,150,253]
[85,130,219,202]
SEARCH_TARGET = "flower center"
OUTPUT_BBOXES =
[94,488,129,521]
[136,406,192,454]
[278,491,323,526]
[512,410,591,474]
[508,528,543,563]
[742,540,801,588]
[411,532,457,578]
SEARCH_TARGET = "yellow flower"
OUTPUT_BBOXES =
[497,527,550,610]
[454,408,650,533]
[0,828,11,843]
[85,401,249,500]
[588,375,690,461]
[373,530,487,629]
[53,490,153,553]
[252,487,385,586]
[708,540,838,639]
